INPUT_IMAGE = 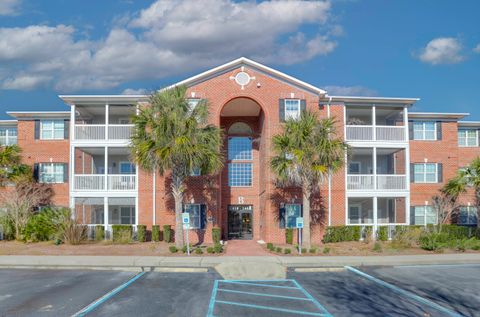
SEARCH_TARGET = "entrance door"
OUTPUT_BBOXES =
[228,205,253,240]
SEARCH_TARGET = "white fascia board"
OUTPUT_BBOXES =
[408,112,469,120]
[458,121,480,127]
[0,119,17,126]
[7,111,71,119]
[59,95,149,105]
[324,95,420,106]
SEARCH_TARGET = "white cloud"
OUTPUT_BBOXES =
[0,0,21,16]
[1,75,51,90]
[417,37,464,65]
[474,44,480,53]
[0,0,339,92]
[323,85,377,96]
[121,88,148,95]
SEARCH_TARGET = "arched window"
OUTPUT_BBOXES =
[228,122,252,135]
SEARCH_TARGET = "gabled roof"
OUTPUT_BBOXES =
[168,57,327,95]
[7,111,71,119]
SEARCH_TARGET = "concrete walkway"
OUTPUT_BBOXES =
[1,253,480,270]
[224,240,271,256]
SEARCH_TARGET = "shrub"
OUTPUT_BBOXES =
[309,247,317,254]
[419,232,449,251]
[212,227,221,244]
[322,226,361,243]
[285,228,293,244]
[152,225,160,242]
[163,225,171,243]
[373,242,382,252]
[112,225,133,244]
[195,248,203,254]
[266,242,274,250]
[24,208,58,242]
[207,247,215,254]
[95,225,105,241]
[137,225,146,242]
[169,245,178,253]
[323,247,330,254]
[363,226,373,243]
[377,226,388,241]
[301,248,307,254]
[276,247,282,253]
[284,248,291,254]
[393,226,424,247]
[439,225,472,239]
[214,243,223,253]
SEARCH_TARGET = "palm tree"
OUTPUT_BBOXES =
[0,145,31,187]
[443,157,480,227]
[271,112,348,248]
[130,85,224,248]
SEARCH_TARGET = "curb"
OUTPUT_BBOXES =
[0,265,209,273]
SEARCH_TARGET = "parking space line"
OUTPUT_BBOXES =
[215,300,328,316]
[394,264,480,269]
[220,280,299,289]
[291,280,333,317]
[207,280,219,317]
[72,271,146,317]
[217,288,312,301]
[345,266,463,317]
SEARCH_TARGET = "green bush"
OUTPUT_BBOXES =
[207,247,215,254]
[373,242,382,252]
[152,225,160,242]
[112,225,133,244]
[214,243,223,253]
[323,246,330,254]
[285,228,293,244]
[276,247,282,253]
[419,232,449,251]
[24,208,59,241]
[95,225,105,241]
[195,248,203,254]
[392,226,424,247]
[439,225,472,239]
[301,248,307,254]
[169,245,178,253]
[266,242,274,250]
[163,225,171,243]
[322,226,361,243]
[309,247,317,254]
[284,248,291,254]
[363,226,373,242]
[137,225,146,242]
[212,227,221,244]
[377,226,388,241]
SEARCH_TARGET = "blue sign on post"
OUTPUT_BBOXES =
[296,217,304,229]
[182,212,190,224]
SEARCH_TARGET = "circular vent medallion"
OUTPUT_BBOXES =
[234,71,251,86]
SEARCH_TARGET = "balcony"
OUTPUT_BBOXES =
[346,125,406,142]
[75,124,133,141]
[347,174,406,191]
[73,174,136,191]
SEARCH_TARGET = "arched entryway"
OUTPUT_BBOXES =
[219,97,267,241]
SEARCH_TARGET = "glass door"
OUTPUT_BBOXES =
[228,205,253,240]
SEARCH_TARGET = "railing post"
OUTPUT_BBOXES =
[373,147,377,190]
[105,104,109,140]
[71,104,75,141]
[372,105,376,141]
[104,146,108,191]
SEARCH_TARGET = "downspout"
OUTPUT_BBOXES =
[327,96,332,227]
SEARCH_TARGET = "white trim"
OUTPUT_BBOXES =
[284,99,301,120]
[411,120,437,141]
[458,128,479,147]
[412,162,438,183]
[408,112,468,120]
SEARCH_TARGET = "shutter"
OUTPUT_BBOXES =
[410,163,415,183]
[33,163,39,181]
[34,120,40,140]
[64,119,70,139]
[300,99,306,113]
[63,163,69,183]
[279,99,285,122]
[410,206,415,225]
[436,121,442,140]
[408,121,414,140]
[200,205,207,229]
[279,207,285,229]
[437,163,443,183]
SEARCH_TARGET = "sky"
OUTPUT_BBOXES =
[0,0,479,120]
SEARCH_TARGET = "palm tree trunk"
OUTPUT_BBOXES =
[171,173,185,248]
[302,185,311,249]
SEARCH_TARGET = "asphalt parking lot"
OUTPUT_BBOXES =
[0,264,478,317]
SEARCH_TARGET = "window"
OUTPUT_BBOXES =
[187,99,200,112]
[228,163,252,187]
[284,204,302,228]
[414,163,437,183]
[413,121,436,140]
[414,206,437,225]
[0,127,17,145]
[190,167,201,176]
[119,206,135,224]
[285,99,301,120]
[183,204,205,229]
[119,162,136,174]
[39,163,65,183]
[458,129,478,147]
[41,120,64,140]
[228,137,252,160]
[348,162,361,174]
[459,206,477,225]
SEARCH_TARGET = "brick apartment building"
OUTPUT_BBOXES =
[1,57,478,244]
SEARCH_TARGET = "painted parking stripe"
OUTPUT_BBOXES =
[291,280,333,316]
[219,280,299,289]
[72,271,146,317]
[206,280,219,317]
[217,288,312,301]
[215,300,328,316]
[345,266,463,317]
[394,264,480,269]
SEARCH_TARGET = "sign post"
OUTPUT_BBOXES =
[296,217,304,255]
[182,212,190,256]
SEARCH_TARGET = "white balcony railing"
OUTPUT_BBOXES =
[108,175,136,190]
[74,174,136,191]
[74,175,105,191]
[75,125,106,140]
[347,174,406,191]
[108,125,133,140]
[346,125,407,142]
[347,175,374,190]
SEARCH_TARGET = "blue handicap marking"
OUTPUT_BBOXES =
[206,279,332,317]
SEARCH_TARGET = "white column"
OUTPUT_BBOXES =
[373,196,378,240]
[104,196,108,234]
[404,107,411,225]
[70,104,75,141]
[373,147,377,190]
[327,103,332,226]
[104,146,108,191]
[105,104,109,140]
[372,105,376,141]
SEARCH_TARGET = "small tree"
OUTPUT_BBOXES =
[431,192,460,232]
[0,145,31,186]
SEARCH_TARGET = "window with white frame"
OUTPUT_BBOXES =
[228,163,252,187]
[414,163,437,183]
[40,120,64,140]
[413,121,436,140]
[459,206,477,225]
[284,99,301,120]
[285,204,302,228]
[183,204,203,229]
[39,163,65,183]
[458,129,478,147]
[119,162,136,174]
[413,206,437,225]
[0,127,17,145]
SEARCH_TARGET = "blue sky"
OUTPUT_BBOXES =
[0,0,479,120]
